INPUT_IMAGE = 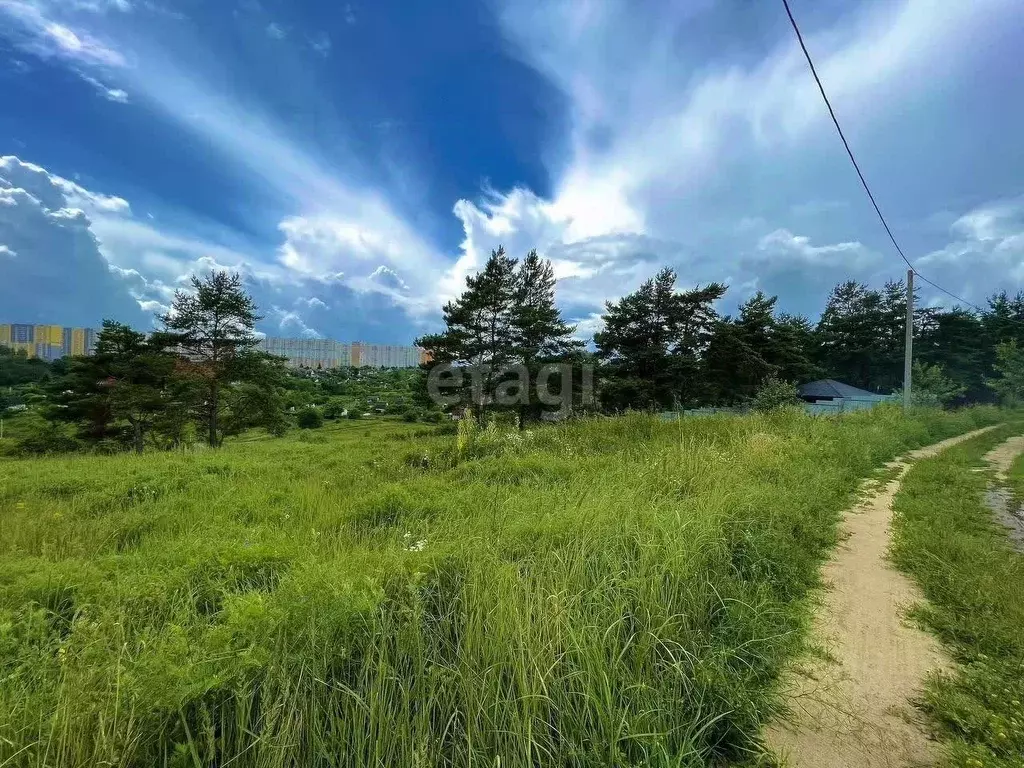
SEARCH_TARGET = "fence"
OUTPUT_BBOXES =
[659,395,897,421]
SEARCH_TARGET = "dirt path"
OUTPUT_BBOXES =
[766,426,999,768]
[982,435,1024,480]
[982,436,1024,550]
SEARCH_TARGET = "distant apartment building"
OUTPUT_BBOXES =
[0,323,98,360]
[257,337,429,369]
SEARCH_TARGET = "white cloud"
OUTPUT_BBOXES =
[0,2,129,100]
[276,213,445,316]
[569,311,604,341]
[41,20,125,66]
[949,200,1024,243]
[1,155,130,215]
[367,265,408,292]
[81,74,129,102]
[265,22,286,40]
[917,198,1024,295]
[0,244,17,258]
[343,3,355,25]
[0,2,127,67]
[271,306,322,338]
[297,296,328,311]
[0,156,146,325]
[137,298,168,314]
[446,187,681,314]
[757,228,870,265]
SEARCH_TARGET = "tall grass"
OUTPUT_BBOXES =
[0,406,1001,767]
[890,425,1024,768]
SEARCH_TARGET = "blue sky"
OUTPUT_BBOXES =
[1,0,1023,343]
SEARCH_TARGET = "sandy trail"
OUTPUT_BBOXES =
[982,435,1024,480]
[981,436,1024,549]
[766,426,999,768]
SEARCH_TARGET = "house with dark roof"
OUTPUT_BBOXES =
[797,379,890,402]
[797,379,894,413]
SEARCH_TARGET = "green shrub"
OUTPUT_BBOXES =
[15,422,80,455]
[296,408,324,429]
[323,399,347,420]
[752,377,801,412]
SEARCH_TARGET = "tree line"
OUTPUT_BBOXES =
[23,272,289,453]
[419,246,1024,415]
[6,254,1024,455]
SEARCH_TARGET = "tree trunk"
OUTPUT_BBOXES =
[132,420,144,454]
[209,385,219,447]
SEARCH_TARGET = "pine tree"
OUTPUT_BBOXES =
[772,313,820,383]
[990,339,1024,404]
[48,320,174,452]
[702,294,818,406]
[595,268,725,410]
[156,271,281,446]
[419,246,585,418]
[418,248,517,413]
[511,250,584,421]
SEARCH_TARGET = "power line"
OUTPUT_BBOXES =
[781,0,989,315]
[912,273,984,315]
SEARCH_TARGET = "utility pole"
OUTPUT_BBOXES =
[904,269,914,410]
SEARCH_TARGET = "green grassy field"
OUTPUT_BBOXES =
[891,427,1024,768]
[0,406,1003,767]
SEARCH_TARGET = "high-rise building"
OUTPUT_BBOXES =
[257,337,425,369]
[0,324,425,369]
[0,323,98,360]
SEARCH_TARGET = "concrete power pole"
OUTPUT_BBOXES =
[904,269,914,410]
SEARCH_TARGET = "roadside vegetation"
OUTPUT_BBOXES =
[891,426,1024,768]
[0,404,1002,767]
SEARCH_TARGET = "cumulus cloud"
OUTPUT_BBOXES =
[916,198,1024,299]
[0,157,130,218]
[448,187,688,318]
[756,228,872,266]
[271,306,322,338]
[0,156,147,326]
[265,22,286,40]
[297,296,328,311]
[367,265,409,292]
[0,155,428,342]
[276,213,444,316]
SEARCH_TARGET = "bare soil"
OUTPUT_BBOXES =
[766,427,999,767]
[982,436,1024,550]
